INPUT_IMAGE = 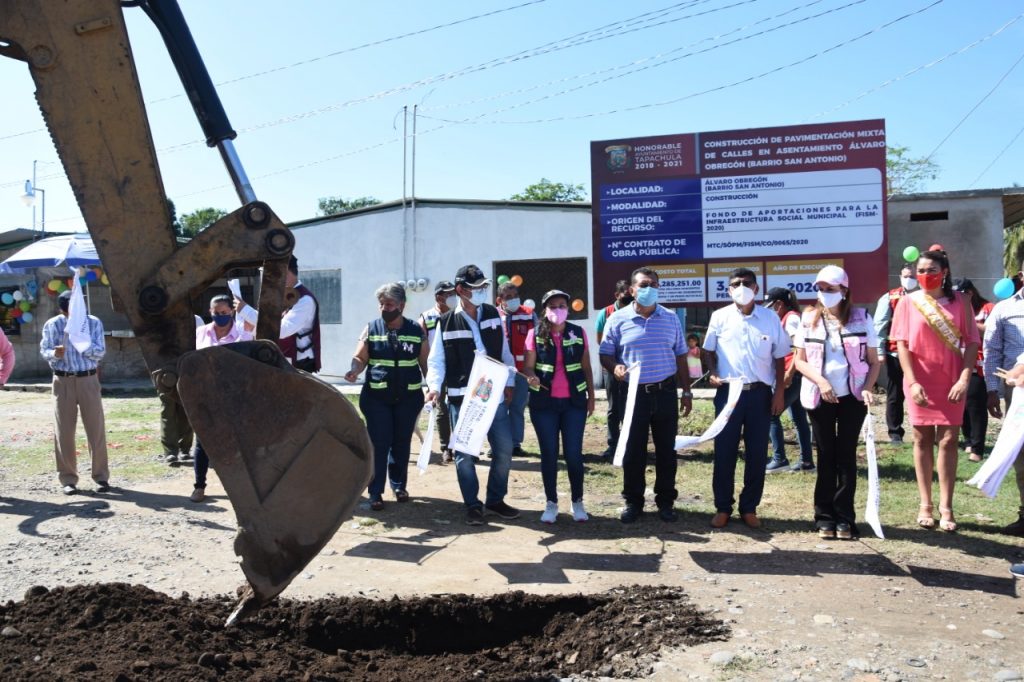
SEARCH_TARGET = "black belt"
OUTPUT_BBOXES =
[54,369,97,377]
[639,377,676,393]
[742,381,770,391]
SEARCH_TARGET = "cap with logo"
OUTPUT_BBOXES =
[434,280,455,295]
[540,289,570,307]
[763,287,792,306]
[454,264,490,287]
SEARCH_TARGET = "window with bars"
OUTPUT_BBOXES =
[492,257,588,319]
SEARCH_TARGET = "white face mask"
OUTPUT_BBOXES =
[818,290,844,308]
[730,285,755,306]
[444,295,457,309]
[901,277,918,291]
[469,288,490,307]
[502,297,520,313]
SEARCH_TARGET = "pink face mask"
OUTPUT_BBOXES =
[545,307,568,325]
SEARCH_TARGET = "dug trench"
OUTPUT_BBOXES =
[0,583,728,681]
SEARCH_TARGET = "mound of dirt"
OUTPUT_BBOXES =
[0,583,727,681]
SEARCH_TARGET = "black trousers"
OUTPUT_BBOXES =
[884,354,905,439]
[621,383,679,509]
[809,395,867,527]
[604,369,626,449]
[962,373,988,455]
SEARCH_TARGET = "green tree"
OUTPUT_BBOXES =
[1005,220,1024,276]
[510,178,587,202]
[886,145,940,196]
[179,207,228,238]
[317,196,380,216]
[166,198,182,236]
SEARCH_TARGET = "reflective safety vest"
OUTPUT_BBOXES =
[799,307,871,410]
[364,317,424,402]
[529,321,588,410]
[439,304,505,403]
[885,287,908,353]
[419,306,444,346]
[503,306,537,370]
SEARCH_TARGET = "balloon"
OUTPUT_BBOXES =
[497,275,509,285]
[19,301,30,312]
[25,280,37,293]
[100,274,109,285]
[79,277,88,285]
[902,246,919,263]
[11,308,22,318]
[20,312,32,323]
[0,294,12,305]
[523,298,536,310]
[47,280,61,292]
[510,275,523,287]
[56,283,67,293]
[571,298,585,312]
[994,278,1016,300]
[12,290,23,301]
[86,270,98,282]
[928,243,944,252]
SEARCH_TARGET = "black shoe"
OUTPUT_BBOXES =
[889,435,904,444]
[1002,513,1024,537]
[817,522,836,539]
[512,446,526,457]
[836,522,858,540]
[96,481,110,493]
[791,461,816,472]
[484,501,520,519]
[620,505,642,524]
[601,447,614,459]
[62,484,77,496]
[466,507,485,525]
[658,507,678,522]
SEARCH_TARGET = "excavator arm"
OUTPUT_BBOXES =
[0,0,372,623]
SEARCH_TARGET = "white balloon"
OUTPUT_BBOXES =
[12,291,23,301]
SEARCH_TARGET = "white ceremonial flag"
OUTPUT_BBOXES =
[612,363,641,467]
[450,353,511,458]
[416,403,436,473]
[67,269,91,353]
[227,278,243,301]
[861,410,884,539]
[674,380,743,451]
[968,386,1024,498]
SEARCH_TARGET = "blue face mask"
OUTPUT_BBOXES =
[635,285,658,307]
[213,313,233,327]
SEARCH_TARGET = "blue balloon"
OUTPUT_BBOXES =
[20,312,32,323]
[994,278,1015,300]
[0,293,12,305]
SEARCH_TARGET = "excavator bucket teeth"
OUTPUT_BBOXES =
[176,340,372,612]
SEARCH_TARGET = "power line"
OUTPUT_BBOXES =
[807,12,1024,121]
[970,122,1024,188]
[924,45,1024,162]
[419,0,944,125]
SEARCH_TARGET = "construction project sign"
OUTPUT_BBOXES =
[590,119,887,305]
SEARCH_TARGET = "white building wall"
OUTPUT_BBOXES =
[290,203,597,379]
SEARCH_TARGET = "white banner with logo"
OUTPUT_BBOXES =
[416,403,436,473]
[450,353,511,458]
[67,269,92,353]
[674,380,743,451]
[612,363,641,467]
[968,386,1024,498]
[861,410,884,539]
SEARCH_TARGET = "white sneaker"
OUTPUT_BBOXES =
[571,500,589,522]
[540,500,558,524]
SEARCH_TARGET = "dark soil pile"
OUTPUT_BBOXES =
[0,583,727,681]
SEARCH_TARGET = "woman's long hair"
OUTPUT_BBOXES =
[535,295,569,348]
[919,249,955,300]
[811,285,852,328]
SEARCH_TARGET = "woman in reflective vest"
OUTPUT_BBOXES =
[345,283,428,511]
[523,290,596,524]
[794,266,880,541]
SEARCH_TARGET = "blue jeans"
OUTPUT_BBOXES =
[449,397,514,510]
[508,373,529,448]
[192,439,208,489]
[768,375,813,464]
[713,384,772,514]
[360,392,422,500]
[530,399,587,503]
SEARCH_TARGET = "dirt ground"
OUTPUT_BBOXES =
[1,391,1023,681]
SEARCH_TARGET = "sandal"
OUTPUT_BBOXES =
[370,499,385,511]
[916,504,936,529]
[395,489,410,503]
[969,452,983,463]
[938,507,957,532]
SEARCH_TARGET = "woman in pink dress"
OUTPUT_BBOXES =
[890,248,979,532]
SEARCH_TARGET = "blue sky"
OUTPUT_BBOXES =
[1,0,1023,233]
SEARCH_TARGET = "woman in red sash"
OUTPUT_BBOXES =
[890,248,979,532]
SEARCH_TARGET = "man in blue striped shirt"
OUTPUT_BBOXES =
[40,290,109,495]
[600,267,692,524]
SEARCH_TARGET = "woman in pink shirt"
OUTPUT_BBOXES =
[523,290,596,524]
[0,328,15,386]
[188,295,253,503]
[890,248,979,532]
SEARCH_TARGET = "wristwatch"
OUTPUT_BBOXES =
[680,390,693,398]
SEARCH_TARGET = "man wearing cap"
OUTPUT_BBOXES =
[420,280,456,463]
[703,267,788,529]
[763,287,814,473]
[873,263,917,444]
[40,290,110,495]
[600,267,693,524]
[495,281,538,457]
[425,264,520,525]
[235,255,321,372]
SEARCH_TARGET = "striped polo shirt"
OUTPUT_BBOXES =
[599,303,685,384]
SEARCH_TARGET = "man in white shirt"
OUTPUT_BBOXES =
[235,256,320,372]
[425,264,520,525]
[703,268,789,529]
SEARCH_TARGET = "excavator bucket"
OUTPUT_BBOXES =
[177,341,373,622]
